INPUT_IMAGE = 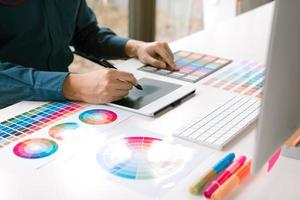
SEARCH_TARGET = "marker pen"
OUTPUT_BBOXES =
[211,161,252,200]
[189,153,235,195]
[204,155,247,198]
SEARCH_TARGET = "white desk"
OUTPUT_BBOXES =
[1,2,300,200]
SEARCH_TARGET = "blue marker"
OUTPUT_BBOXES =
[190,153,235,195]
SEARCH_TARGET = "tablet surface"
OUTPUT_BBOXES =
[109,78,195,116]
[113,78,181,109]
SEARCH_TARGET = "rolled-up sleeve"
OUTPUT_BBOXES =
[71,0,129,59]
[0,61,68,108]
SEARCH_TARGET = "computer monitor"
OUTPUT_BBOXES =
[253,0,300,173]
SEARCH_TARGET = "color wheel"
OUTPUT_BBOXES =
[97,136,184,180]
[79,109,117,125]
[49,122,79,140]
[13,138,58,159]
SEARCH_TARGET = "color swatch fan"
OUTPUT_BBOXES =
[97,136,185,180]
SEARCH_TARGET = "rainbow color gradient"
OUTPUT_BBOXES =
[79,109,117,125]
[48,122,79,140]
[13,138,58,159]
[97,136,184,180]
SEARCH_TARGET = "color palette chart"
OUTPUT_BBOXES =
[97,136,185,180]
[0,102,87,150]
[202,60,266,98]
[139,50,232,83]
[13,138,58,159]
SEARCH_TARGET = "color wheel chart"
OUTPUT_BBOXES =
[202,60,266,98]
[48,122,80,141]
[66,126,214,197]
[0,102,87,150]
[13,138,58,159]
[0,100,132,165]
[97,136,185,180]
[79,109,118,125]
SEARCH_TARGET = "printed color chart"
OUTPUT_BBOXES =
[0,102,87,149]
[97,136,185,180]
[138,50,232,83]
[203,60,266,98]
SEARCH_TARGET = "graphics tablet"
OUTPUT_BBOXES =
[108,78,195,116]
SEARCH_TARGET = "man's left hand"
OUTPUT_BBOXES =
[125,40,179,71]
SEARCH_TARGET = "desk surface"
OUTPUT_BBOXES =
[1,2,300,200]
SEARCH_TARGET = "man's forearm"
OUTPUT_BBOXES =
[0,62,68,107]
[124,39,145,58]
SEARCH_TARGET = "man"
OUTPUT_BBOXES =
[0,0,178,108]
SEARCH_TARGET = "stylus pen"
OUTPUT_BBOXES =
[99,59,143,90]
[74,51,143,90]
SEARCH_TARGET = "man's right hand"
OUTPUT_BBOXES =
[62,68,138,104]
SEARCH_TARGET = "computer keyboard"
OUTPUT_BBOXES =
[172,95,260,150]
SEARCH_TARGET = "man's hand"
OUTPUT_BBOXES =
[62,68,138,104]
[125,40,179,71]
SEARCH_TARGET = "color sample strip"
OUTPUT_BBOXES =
[79,109,118,125]
[13,138,58,159]
[97,136,184,180]
[0,102,87,150]
[203,60,266,98]
[138,50,232,83]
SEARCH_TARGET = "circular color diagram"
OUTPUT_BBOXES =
[97,136,184,180]
[13,138,58,159]
[49,122,79,140]
[79,109,117,125]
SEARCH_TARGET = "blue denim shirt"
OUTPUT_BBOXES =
[0,0,128,108]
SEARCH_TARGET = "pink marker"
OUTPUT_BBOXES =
[204,156,247,198]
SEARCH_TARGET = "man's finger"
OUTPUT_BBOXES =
[112,80,133,90]
[145,56,166,68]
[163,43,174,60]
[155,46,179,71]
[115,70,138,86]
[112,89,130,99]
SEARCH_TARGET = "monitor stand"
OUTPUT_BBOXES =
[282,128,300,160]
[282,147,300,160]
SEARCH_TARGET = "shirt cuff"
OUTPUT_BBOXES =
[106,36,129,58]
[34,71,69,101]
